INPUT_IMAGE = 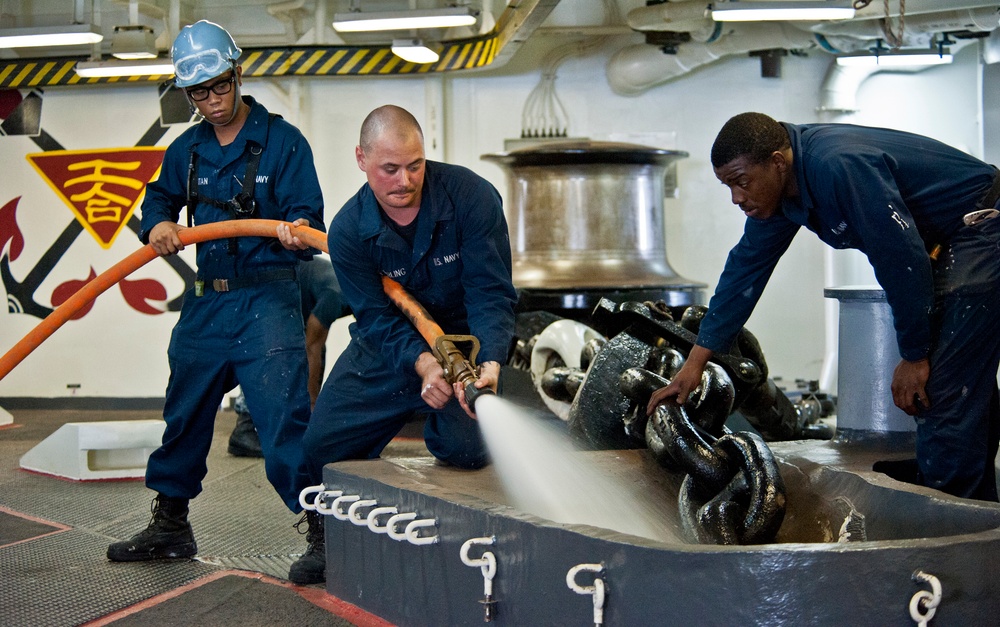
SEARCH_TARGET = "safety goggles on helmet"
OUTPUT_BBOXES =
[173,48,232,85]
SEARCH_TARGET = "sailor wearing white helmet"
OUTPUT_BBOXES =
[106,21,327,584]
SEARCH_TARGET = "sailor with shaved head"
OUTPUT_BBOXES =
[292,105,517,585]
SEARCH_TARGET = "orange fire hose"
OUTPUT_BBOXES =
[381,275,491,408]
[0,218,489,407]
[0,219,328,381]
[380,275,446,348]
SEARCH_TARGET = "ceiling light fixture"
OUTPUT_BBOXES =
[391,39,443,64]
[333,7,478,33]
[836,49,953,68]
[75,58,175,78]
[111,24,157,60]
[711,1,855,22]
[0,23,103,48]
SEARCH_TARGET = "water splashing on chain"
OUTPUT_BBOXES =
[475,394,680,542]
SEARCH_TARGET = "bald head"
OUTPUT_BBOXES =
[356,105,427,214]
[359,105,424,154]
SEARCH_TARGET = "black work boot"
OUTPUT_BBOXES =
[289,510,326,585]
[228,410,263,458]
[107,494,197,562]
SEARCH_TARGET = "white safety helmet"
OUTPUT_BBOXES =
[171,20,242,88]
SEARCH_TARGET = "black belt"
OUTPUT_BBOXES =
[195,267,296,296]
[975,166,1000,212]
[960,166,1000,228]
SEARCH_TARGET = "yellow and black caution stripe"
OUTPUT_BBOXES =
[242,37,499,78]
[0,0,560,89]
[0,34,499,89]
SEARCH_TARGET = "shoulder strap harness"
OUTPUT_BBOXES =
[186,113,280,254]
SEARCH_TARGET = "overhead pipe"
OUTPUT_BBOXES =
[613,4,1000,95]
[626,0,714,34]
[608,21,819,96]
[813,7,1000,39]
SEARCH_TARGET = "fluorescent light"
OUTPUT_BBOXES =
[75,58,175,78]
[333,7,478,33]
[711,1,855,22]
[391,39,442,64]
[0,24,103,48]
[111,25,157,60]
[836,50,953,67]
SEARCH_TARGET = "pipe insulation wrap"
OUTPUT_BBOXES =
[607,22,818,95]
[626,1,713,33]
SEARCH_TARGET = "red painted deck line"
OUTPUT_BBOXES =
[80,569,395,627]
[0,504,72,549]
[18,467,145,482]
[294,581,396,627]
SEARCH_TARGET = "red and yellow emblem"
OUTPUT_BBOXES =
[26,148,165,249]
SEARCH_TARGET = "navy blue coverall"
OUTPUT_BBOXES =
[303,161,517,478]
[297,256,350,328]
[698,122,1000,501]
[139,96,324,511]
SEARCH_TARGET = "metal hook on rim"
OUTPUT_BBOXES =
[347,499,378,526]
[298,484,324,511]
[366,506,399,533]
[910,570,942,627]
[567,563,606,626]
[405,518,439,545]
[460,536,496,568]
[330,494,360,521]
[314,489,344,515]
[386,512,418,541]
[461,536,498,622]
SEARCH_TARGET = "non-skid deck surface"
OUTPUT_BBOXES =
[0,408,418,627]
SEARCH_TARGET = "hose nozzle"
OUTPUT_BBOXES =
[435,334,493,411]
[380,276,495,412]
[463,379,496,411]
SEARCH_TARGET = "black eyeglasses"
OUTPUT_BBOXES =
[186,74,235,102]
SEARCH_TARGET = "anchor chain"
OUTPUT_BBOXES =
[524,299,794,544]
[620,361,787,545]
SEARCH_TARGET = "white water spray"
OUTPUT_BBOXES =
[476,394,680,542]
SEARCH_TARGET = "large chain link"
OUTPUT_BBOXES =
[522,299,790,544]
[663,412,787,545]
[622,359,787,545]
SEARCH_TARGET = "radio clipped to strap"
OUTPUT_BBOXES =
[186,142,263,254]
[184,113,281,253]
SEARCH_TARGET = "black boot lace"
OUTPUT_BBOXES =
[294,512,325,553]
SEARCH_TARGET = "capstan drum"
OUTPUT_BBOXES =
[482,140,705,315]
